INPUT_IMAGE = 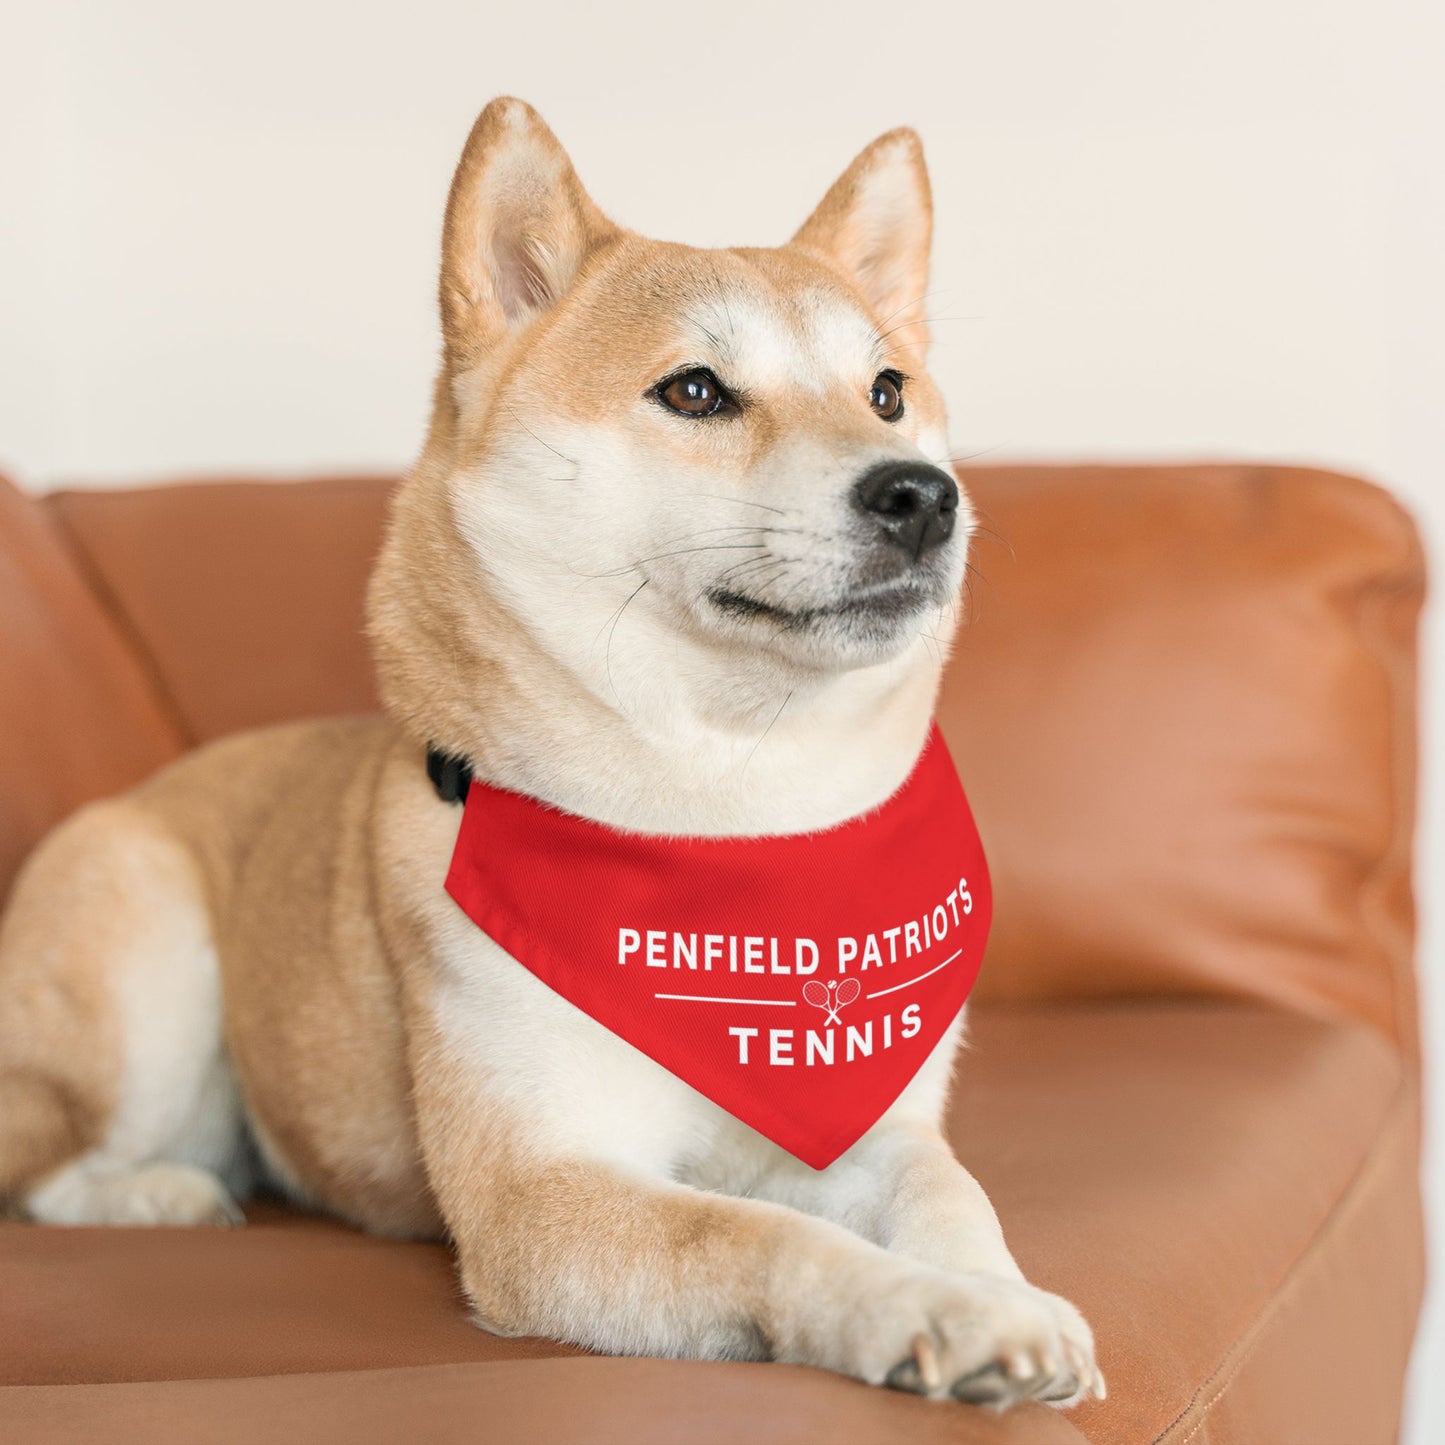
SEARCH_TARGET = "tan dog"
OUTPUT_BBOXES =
[0,98,1102,1408]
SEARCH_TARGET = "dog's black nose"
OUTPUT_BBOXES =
[852,460,960,559]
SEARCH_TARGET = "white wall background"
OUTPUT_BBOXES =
[1,0,1440,1434]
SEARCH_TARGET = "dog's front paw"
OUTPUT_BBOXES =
[836,1266,1104,1409]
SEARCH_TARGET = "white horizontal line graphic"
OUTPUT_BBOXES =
[864,949,962,1000]
[654,993,798,1006]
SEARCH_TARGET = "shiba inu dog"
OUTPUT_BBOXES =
[0,98,1102,1408]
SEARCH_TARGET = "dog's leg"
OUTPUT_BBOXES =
[0,801,247,1225]
[413,1044,1093,1403]
[748,1118,1104,1407]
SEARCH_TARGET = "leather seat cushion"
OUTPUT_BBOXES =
[0,1001,1418,1444]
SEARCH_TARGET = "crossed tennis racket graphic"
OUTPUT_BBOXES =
[803,977,861,1025]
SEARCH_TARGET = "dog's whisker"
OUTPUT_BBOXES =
[706,556,793,608]
[771,560,834,616]
[931,444,1007,470]
[629,543,770,565]
[653,525,802,547]
[686,493,792,517]
[501,402,580,469]
[872,288,949,331]
[569,527,804,584]
[600,577,650,707]
[719,554,797,595]
[571,542,775,581]
[956,561,989,621]
[960,501,1015,562]
[869,291,954,360]
[876,313,980,354]
[716,553,788,586]
[740,687,794,779]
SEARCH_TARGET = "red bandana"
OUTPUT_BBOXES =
[444,724,991,1169]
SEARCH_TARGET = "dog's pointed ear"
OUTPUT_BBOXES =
[790,128,933,351]
[440,98,618,365]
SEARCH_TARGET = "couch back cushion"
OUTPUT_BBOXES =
[942,464,1421,1053]
[0,474,184,903]
[48,476,388,742]
[37,465,1423,1048]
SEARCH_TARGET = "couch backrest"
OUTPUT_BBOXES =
[940,464,1422,1058]
[0,473,185,899]
[46,476,389,743]
[5,464,1423,1055]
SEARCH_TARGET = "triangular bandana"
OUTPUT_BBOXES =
[443,724,991,1169]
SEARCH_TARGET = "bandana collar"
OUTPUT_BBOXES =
[440,724,991,1169]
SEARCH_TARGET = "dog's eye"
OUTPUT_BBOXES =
[657,369,726,418]
[869,371,905,421]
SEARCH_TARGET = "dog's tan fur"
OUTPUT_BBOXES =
[0,99,1101,1406]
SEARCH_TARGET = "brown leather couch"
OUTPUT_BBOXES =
[0,462,1426,1444]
